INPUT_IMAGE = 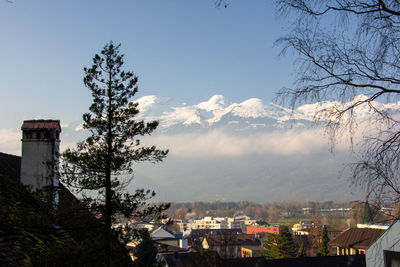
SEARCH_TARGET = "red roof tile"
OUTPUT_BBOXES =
[21,120,61,131]
[329,228,384,249]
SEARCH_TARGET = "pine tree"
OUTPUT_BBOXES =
[318,226,330,256]
[261,234,280,259]
[261,227,296,259]
[133,229,160,267]
[61,42,169,267]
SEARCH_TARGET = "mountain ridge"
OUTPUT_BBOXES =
[134,94,400,133]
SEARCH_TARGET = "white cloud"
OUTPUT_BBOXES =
[74,123,83,131]
[61,122,69,128]
[0,129,21,155]
[146,128,335,158]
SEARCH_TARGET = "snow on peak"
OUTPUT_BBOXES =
[133,95,289,127]
[128,94,400,132]
[135,95,173,116]
[161,106,203,128]
[209,94,226,105]
[197,94,227,112]
[231,98,268,118]
[135,95,158,113]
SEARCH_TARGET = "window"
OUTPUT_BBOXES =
[384,250,400,267]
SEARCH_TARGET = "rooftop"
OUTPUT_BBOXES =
[204,233,261,247]
[21,120,61,131]
[329,228,385,249]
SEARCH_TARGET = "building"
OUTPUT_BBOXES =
[366,220,399,267]
[293,225,341,240]
[20,120,61,193]
[183,216,252,232]
[291,225,341,256]
[241,246,262,258]
[201,233,262,259]
[157,251,223,267]
[227,217,244,230]
[246,225,280,235]
[151,227,188,249]
[223,255,366,267]
[183,229,243,251]
[292,221,321,232]
[175,219,189,232]
[330,227,385,256]
[190,216,229,230]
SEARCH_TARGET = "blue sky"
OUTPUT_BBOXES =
[0,0,295,130]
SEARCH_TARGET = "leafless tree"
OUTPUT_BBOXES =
[276,0,400,212]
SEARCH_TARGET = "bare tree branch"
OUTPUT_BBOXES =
[276,0,400,216]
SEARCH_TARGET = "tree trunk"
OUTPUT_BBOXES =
[105,71,113,267]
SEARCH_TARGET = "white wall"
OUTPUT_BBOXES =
[21,139,59,191]
[366,220,400,267]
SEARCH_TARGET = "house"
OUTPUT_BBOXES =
[330,227,385,256]
[366,220,399,267]
[246,225,280,235]
[157,251,223,267]
[183,228,243,251]
[223,255,366,267]
[127,239,189,262]
[151,226,176,240]
[151,226,188,249]
[201,233,262,259]
[292,221,321,233]
[241,246,262,258]
[291,226,340,256]
[227,217,244,230]
[175,219,189,232]
[190,216,229,230]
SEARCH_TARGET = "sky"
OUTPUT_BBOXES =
[1,1,366,202]
[1,0,294,130]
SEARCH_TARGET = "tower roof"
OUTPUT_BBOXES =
[21,120,61,132]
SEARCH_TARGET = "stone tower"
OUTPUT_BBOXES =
[20,120,61,191]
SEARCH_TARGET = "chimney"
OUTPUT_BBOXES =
[20,120,61,191]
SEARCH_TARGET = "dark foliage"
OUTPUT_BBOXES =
[0,171,135,266]
[261,227,296,259]
[318,226,330,256]
[132,229,160,267]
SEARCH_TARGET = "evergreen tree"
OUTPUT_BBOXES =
[261,227,296,259]
[318,226,330,256]
[261,234,279,259]
[61,42,169,267]
[133,229,160,267]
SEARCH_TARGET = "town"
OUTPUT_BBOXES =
[3,1,400,266]
[0,120,398,266]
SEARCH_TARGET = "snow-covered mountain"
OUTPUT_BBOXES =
[135,94,312,133]
[134,94,400,133]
